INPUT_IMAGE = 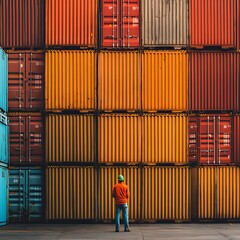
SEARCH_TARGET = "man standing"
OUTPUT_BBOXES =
[112,174,130,232]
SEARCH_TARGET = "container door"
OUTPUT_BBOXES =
[0,113,8,165]
[0,166,7,226]
[188,117,198,163]
[0,49,8,113]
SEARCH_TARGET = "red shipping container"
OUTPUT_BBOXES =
[233,115,240,163]
[9,113,44,165]
[0,0,44,48]
[188,115,232,165]
[190,0,237,48]
[101,0,140,48]
[8,52,44,111]
[189,52,239,111]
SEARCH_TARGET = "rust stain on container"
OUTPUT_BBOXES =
[98,166,140,221]
[46,167,95,220]
[98,51,141,110]
[0,0,44,48]
[46,114,95,163]
[142,114,187,163]
[142,166,189,221]
[189,52,239,111]
[9,113,43,165]
[190,0,237,48]
[188,115,232,165]
[142,51,188,111]
[101,0,140,48]
[8,52,44,111]
[45,51,96,111]
[142,0,188,47]
[46,0,97,47]
[98,114,141,163]
[198,167,240,219]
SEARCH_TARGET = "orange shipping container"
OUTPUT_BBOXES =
[46,167,96,220]
[45,51,96,111]
[142,166,189,221]
[46,0,97,47]
[46,114,95,163]
[142,114,187,163]
[98,114,141,163]
[142,51,188,111]
[98,166,140,221]
[98,52,141,110]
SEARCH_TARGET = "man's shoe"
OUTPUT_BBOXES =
[115,229,119,232]
[124,228,131,232]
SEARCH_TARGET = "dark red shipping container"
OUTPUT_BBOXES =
[0,0,44,48]
[233,115,240,163]
[9,113,44,165]
[8,52,44,111]
[189,52,239,111]
[188,115,232,165]
[101,0,140,48]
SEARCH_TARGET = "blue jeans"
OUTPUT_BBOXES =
[115,204,129,230]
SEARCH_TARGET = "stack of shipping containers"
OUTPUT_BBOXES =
[0,0,45,222]
[0,0,240,224]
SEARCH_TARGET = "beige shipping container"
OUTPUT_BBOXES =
[142,0,188,47]
[98,52,141,110]
[46,167,96,220]
[98,166,140,221]
[45,51,96,111]
[198,167,240,220]
[142,51,188,111]
[98,114,141,163]
[142,166,189,221]
[46,114,95,163]
[142,114,187,163]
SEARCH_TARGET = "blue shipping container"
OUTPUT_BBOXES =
[0,48,8,113]
[9,168,43,222]
[0,112,8,165]
[0,166,8,226]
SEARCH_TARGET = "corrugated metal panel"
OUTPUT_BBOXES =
[101,0,140,48]
[198,167,240,219]
[234,115,240,163]
[142,166,189,221]
[0,166,7,226]
[0,0,44,48]
[0,113,8,165]
[9,113,43,164]
[9,168,43,222]
[45,51,96,111]
[46,114,95,163]
[142,0,188,47]
[188,115,232,165]
[46,167,95,220]
[189,52,239,111]
[98,166,140,221]
[98,114,141,163]
[142,114,187,163]
[8,52,44,111]
[46,0,97,47]
[0,48,8,113]
[98,51,141,110]
[190,0,237,48]
[142,51,188,111]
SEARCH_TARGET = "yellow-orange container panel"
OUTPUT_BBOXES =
[98,166,141,221]
[45,51,96,110]
[98,114,141,163]
[46,167,96,220]
[46,0,97,47]
[142,114,187,163]
[142,166,189,221]
[98,51,141,110]
[46,114,95,163]
[142,51,188,111]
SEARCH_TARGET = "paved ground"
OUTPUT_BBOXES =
[1,223,240,240]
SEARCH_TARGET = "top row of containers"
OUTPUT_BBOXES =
[0,0,239,49]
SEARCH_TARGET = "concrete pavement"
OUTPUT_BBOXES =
[1,223,240,240]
